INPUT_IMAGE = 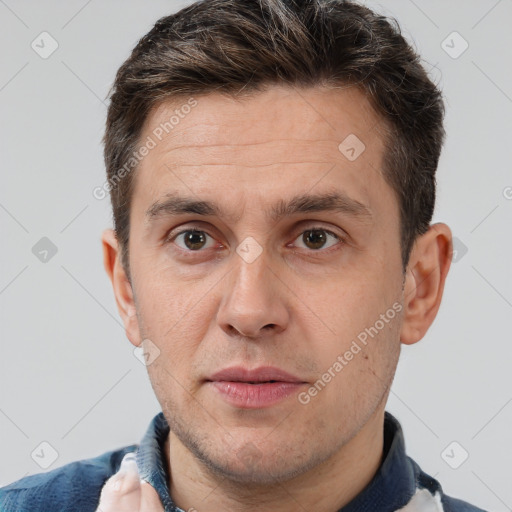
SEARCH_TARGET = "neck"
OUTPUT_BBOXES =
[165,409,386,512]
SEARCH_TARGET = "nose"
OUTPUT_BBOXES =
[216,251,290,340]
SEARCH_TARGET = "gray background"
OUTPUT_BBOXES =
[1,1,511,510]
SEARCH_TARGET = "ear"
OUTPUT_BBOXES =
[101,228,141,347]
[400,222,453,345]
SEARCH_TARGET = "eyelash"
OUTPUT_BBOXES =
[166,225,346,256]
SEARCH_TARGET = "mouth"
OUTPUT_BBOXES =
[207,366,305,383]
[205,366,307,409]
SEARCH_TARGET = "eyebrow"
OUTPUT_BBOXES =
[145,191,373,224]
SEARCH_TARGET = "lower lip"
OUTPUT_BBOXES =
[207,381,304,409]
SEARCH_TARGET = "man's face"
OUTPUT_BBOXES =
[126,85,405,483]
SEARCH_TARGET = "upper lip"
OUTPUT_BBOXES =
[207,366,305,383]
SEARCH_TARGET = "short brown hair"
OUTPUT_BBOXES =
[103,0,445,274]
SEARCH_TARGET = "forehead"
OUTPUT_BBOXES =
[131,84,394,224]
[143,84,382,155]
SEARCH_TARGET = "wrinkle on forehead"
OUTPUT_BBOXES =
[142,84,383,154]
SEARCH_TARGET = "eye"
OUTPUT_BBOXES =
[291,227,342,251]
[172,229,217,251]
[167,226,344,254]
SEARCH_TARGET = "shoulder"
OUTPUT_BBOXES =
[0,444,137,512]
[441,494,488,512]
[409,457,488,512]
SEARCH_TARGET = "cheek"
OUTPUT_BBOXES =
[305,321,400,424]
[297,275,402,397]
[133,271,215,367]
[295,270,385,344]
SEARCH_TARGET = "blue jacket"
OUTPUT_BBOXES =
[0,411,487,511]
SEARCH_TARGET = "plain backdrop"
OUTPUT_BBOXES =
[1,1,511,510]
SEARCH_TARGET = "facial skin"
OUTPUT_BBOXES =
[102,84,452,511]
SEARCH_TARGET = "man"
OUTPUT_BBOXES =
[0,0,487,511]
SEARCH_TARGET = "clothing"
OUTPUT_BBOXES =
[0,411,486,512]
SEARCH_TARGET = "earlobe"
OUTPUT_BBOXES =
[399,223,453,345]
[101,229,142,347]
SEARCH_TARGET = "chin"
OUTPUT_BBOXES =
[194,441,326,486]
[205,458,309,485]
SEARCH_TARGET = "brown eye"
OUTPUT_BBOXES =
[174,229,214,251]
[293,228,341,251]
[303,230,327,250]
